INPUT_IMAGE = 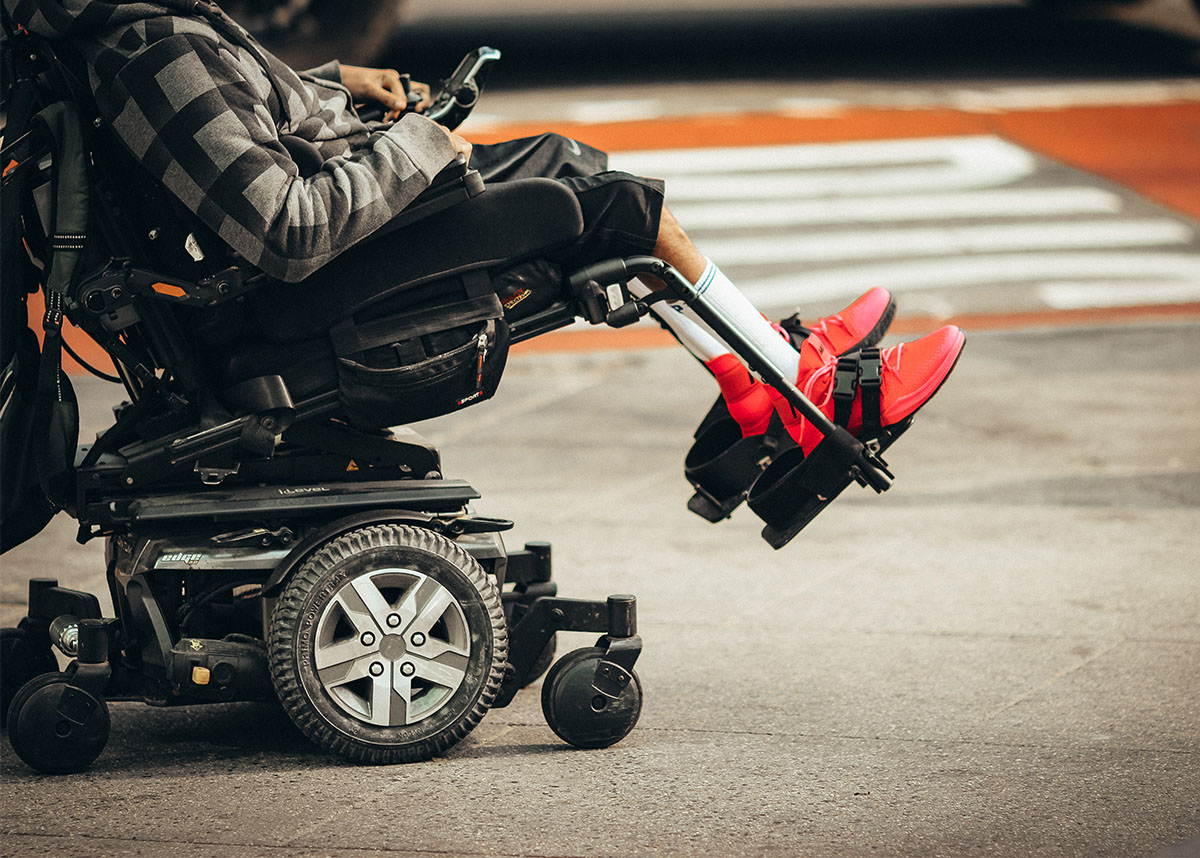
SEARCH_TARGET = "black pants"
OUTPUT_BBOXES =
[283,133,667,326]
[469,133,666,266]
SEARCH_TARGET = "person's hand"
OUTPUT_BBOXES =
[440,126,472,164]
[338,64,432,119]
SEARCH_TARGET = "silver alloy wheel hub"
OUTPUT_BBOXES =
[313,568,471,727]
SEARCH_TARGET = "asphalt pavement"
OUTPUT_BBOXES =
[2,319,1198,857]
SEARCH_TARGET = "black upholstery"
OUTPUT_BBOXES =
[247,177,584,343]
[218,336,338,401]
[11,29,602,496]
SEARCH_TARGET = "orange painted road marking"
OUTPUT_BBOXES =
[512,302,1200,355]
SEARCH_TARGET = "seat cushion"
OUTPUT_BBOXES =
[248,178,584,343]
[215,336,338,402]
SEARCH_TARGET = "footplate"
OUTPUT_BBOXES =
[748,420,907,549]
[685,409,793,523]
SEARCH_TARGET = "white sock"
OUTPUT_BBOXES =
[628,279,727,363]
[687,260,800,380]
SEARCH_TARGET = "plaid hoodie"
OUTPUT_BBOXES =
[5,0,457,281]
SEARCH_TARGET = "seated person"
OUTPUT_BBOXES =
[6,0,964,460]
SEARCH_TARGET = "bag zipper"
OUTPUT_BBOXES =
[473,329,489,390]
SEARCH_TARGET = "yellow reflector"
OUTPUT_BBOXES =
[191,666,211,686]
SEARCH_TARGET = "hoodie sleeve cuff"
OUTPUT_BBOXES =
[300,60,343,84]
[383,113,458,182]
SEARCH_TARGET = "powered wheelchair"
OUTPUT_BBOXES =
[0,29,899,775]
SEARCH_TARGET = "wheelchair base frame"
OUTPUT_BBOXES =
[4,422,643,771]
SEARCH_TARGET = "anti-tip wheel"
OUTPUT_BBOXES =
[541,647,642,750]
[1,626,60,730]
[6,673,110,774]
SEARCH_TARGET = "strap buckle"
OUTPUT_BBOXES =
[857,347,883,431]
[832,356,860,402]
[857,348,882,389]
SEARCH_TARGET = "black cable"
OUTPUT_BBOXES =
[62,337,121,383]
[178,577,265,635]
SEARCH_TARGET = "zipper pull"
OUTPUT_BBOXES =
[473,330,488,389]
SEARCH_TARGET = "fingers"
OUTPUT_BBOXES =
[340,66,435,122]
[439,126,472,162]
[407,80,433,113]
[372,68,408,114]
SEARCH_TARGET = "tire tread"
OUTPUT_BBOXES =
[268,524,507,764]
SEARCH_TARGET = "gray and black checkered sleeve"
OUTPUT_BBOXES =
[102,33,457,282]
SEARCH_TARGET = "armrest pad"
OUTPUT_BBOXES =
[385,154,485,232]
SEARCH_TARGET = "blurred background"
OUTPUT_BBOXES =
[243,0,1200,72]
[237,0,1200,328]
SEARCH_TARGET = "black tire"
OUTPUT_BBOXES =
[1,626,60,731]
[7,672,110,774]
[269,524,507,764]
[541,647,643,750]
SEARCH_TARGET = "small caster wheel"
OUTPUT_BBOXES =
[541,647,642,750]
[7,673,111,774]
[1,626,60,730]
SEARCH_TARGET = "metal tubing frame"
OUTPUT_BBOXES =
[568,256,893,492]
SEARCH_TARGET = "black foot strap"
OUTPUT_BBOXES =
[746,425,866,548]
[684,406,792,523]
[832,347,882,432]
[746,346,900,550]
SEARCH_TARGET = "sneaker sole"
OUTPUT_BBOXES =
[843,294,897,354]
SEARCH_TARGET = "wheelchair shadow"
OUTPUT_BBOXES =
[0,701,332,780]
[462,741,581,760]
[0,702,586,779]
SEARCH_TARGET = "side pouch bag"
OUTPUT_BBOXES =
[332,289,510,430]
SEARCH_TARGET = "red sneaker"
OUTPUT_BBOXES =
[710,289,893,438]
[771,325,966,454]
[776,286,896,356]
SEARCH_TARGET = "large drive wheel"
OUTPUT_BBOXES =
[541,647,642,750]
[1,626,60,730]
[7,673,110,774]
[269,524,507,764]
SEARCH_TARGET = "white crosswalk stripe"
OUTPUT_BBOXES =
[609,135,1200,316]
[667,187,1123,230]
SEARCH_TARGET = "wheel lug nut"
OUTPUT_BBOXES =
[369,662,384,676]
[410,632,426,647]
[400,662,415,677]
[386,614,401,628]
[361,632,375,646]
